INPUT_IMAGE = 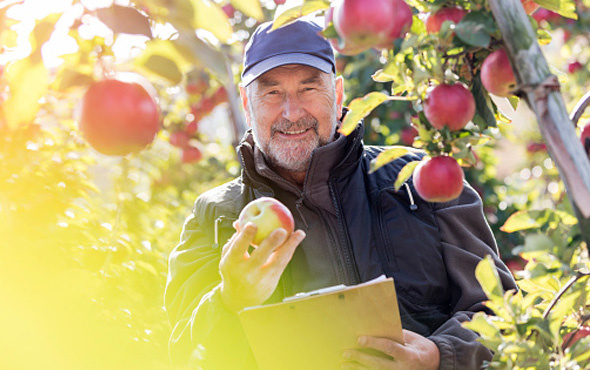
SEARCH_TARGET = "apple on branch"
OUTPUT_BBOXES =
[425,6,466,34]
[79,78,160,156]
[581,122,590,157]
[423,83,475,131]
[332,0,412,50]
[413,156,464,202]
[481,48,517,98]
[236,197,295,246]
[562,326,590,350]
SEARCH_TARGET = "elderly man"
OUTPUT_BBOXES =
[165,20,516,370]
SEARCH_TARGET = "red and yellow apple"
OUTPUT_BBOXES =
[423,83,475,131]
[236,197,295,246]
[79,78,160,156]
[425,6,466,34]
[481,48,517,98]
[413,156,464,202]
[333,0,412,50]
[181,145,202,163]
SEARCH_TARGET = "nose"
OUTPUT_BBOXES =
[281,94,305,123]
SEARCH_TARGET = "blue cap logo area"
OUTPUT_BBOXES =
[241,20,336,86]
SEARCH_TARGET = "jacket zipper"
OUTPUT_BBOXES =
[329,182,361,285]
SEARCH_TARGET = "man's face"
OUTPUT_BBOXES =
[240,65,344,174]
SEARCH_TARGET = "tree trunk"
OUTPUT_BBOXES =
[489,0,590,244]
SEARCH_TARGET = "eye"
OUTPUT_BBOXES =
[267,90,280,95]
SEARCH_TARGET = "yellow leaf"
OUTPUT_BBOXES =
[369,146,415,173]
[272,0,330,30]
[340,92,389,136]
[3,57,49,129]
[189,0,233,43]
[394,160,420,190]
[230,0,264,21]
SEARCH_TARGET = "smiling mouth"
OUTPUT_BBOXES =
[281,128,310,135]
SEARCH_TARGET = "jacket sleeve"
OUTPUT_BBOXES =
[164,200,258,369]
[427,184,517,370]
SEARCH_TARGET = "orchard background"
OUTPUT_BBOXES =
[1,0,589,369]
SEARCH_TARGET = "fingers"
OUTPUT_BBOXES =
[222,223,257,263]
[342,348,394,369]
[358,336,404,359]
[250,229,306,267]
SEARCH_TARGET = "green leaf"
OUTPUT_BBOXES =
[548,290,581,337]
[272,0,330,30]
[462,312,501,339]
[454,10,496,48]
[471,74,497,129]
[500,210,543,233]
[369,146,413,173]
[475,255,504,304]
[143,55,183,84]
[535,0,577,19]
[507,95,520,111]
[96,5,153,38]
[51,68,95,91]
[189,0,233,43]
[230,0,264,21]
[340,92,389,135]
[394,160,420,191]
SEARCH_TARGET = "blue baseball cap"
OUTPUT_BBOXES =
[241,20,336,86]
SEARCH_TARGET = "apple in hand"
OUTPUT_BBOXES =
[79,78,160,156]
[481,48,516,97]
[423,83,475,131]
[413,156,464,202]
[425,6,466,34]
[236,197,295,246]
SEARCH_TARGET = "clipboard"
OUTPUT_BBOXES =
[237,275,403,370]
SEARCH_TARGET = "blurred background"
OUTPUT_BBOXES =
[0,0,589,369]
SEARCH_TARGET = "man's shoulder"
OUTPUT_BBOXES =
[193,177,247,219]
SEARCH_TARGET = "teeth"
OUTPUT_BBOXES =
[283,129,307,135]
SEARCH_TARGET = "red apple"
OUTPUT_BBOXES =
[562,326,590,350]
[222,4,235,18]
[521,0,539,15]
[185,120,198,135]
[400,126,418,146]
[170,130,191,148]
[532,8,561,24]
[236,197,295,246]
[505,256,526,274]
[79,79,160,156]
[526,141,547,153]
[581,122,590,156]
[325,6,370,55]
[423,83,475,131]
[412,156,464,202]
[568,61,583,74]
[181,145,202,163]
[425,6,466,34]
[274,0,286,5]
[481,48,517,97]
[333,0,412,50]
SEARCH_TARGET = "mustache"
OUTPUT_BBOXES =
[271,116,319,135]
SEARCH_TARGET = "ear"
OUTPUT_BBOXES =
[239,84,252,127]
[335,75,344,115]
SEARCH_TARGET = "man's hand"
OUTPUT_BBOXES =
[219,222,305,313]
[341,330,440,370]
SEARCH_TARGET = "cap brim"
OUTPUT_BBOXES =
[242,53,333,87]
